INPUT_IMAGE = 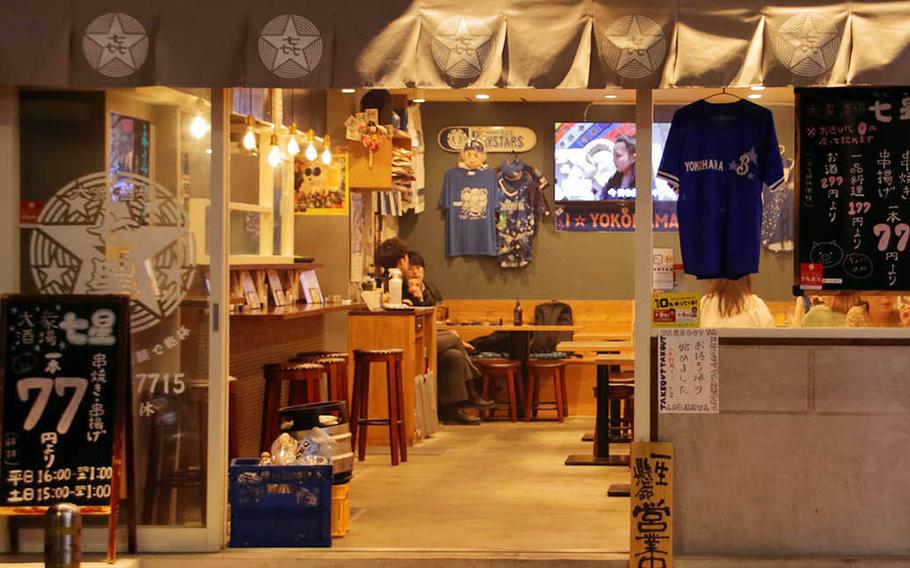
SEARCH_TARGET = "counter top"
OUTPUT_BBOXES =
[231,302,364,320]
[349,306,436,317]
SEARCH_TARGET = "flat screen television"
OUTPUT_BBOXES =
[553,121,676,206]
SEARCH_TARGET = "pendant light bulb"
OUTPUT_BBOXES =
[268,134,281,168]
[287,123,300,156]
[321,135,332,166]
[242,115,257,151]
[304,129,318,162]
[190,111,209,139]
[268,133,282,168]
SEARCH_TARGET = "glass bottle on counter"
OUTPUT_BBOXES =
[513,300,523,326]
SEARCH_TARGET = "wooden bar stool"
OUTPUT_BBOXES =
[608,379,634,442]
[292,352,350,410]
[260,362,325,452]
[474,358,521,422]
[350,349,407,466]
[525,360,567,423]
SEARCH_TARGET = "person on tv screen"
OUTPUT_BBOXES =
[599,135,636,199]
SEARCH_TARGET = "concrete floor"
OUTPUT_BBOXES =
[333,416,631,553]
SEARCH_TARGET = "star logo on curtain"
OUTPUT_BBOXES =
[82,13,149,78]
[259,14,323,79]
[431,16,494,80]
[774,13,840,77]
[603,15,666,80]
[28,172,196,332]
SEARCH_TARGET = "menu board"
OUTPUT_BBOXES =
[797,87,910,291]
[0,294,130,512]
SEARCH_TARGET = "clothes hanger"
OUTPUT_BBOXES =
[702,87,744,103]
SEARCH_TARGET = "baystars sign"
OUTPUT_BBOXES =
[27,173,196,333]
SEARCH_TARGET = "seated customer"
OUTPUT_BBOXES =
[699,276,775,328]
[405,251,442,307]
[846,294,901,327]
[376,240,493,424]
[801,294,857,327]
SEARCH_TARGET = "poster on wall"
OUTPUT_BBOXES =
[657,328,719,413]
[797,87,910,291]
[110,114,150,178]
[652,292,700,328]
[553,122,678,232]
[294,154,348,216]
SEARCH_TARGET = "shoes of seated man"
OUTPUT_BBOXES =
[441,407,482,425]
[461,397,495,410]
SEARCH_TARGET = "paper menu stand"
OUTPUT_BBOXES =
[267,270,287,306]
[240,270,261,309]
[299,269,324,304]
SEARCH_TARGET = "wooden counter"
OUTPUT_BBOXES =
[231,302,365,320]
[230,302,362,457]
[348,307,437,446]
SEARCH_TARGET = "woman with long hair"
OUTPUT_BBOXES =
[846,294,900,327]
[699,276,775,328]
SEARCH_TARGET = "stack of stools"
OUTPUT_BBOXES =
[293,350,351,412]
[260,361,325,452]
[350,349,408,466]
[525,359,568,422]
[474,358,521,422]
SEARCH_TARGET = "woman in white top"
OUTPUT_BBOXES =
[699,276,775,328]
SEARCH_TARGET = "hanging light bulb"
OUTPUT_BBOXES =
[304,129,318,162]
[287,123,300,156]
[242,114,257,152]
[321,135,333,166]
[190,112,209,139]
[268,132,282,168]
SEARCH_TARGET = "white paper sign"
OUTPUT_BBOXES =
[652,248,675,291]
[658,328,719,413]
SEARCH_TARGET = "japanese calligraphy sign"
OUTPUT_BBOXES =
[797,87,910,291]
[657,329,718,413]
[0,294,130,514]
[630,441,673,568]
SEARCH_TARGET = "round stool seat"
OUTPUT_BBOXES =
[265,361,325,373]
[354,348,404,355]
[527,359,566,369]
[473,358,520,369]
[295,351,348,361]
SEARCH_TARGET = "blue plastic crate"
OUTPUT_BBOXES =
[229,458,332,547]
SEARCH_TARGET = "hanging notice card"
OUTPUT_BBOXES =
[630,441,673,568]
[0,294,130,513]
[797,87,910,291]
[657,328,718,413]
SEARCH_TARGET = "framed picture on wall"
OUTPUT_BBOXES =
[293,154,348,216]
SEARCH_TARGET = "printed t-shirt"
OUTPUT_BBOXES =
[657,100,785,279]
[439,166,500,257]
[496,167,547,268]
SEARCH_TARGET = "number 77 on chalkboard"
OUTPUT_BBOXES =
[17,377,88,435]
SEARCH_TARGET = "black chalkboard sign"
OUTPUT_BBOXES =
[797,87,910,291]
[0,294,130,513]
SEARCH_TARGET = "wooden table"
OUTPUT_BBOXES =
[565,353,635,468]
[573,331,632,341]
[438,324,583,333]
[556,340,633,352]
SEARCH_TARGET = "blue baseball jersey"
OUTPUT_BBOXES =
[439,167,500,257]
[657,100,785,279]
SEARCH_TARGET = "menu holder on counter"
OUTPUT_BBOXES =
[239,270,261,309]
[0,294,135,560]
[797,87,910,292]
[300,269,324,304]
[267,269,287,306]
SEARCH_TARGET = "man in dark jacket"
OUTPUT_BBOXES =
[405,251,443,307]
[377,241,492,424]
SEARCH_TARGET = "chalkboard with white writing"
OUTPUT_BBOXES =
[0,294,130,512]
[797,87,910,291]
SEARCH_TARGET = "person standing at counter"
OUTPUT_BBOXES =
[699,276,775,328]
[375,239,493,425]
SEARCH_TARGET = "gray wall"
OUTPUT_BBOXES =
[662,341,910,555]
[400,101,796,302]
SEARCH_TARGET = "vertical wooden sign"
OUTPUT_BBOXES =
[630,441,673,568]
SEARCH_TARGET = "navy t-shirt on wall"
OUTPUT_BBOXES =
[439,167,500,257]
[657,100,785,279]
